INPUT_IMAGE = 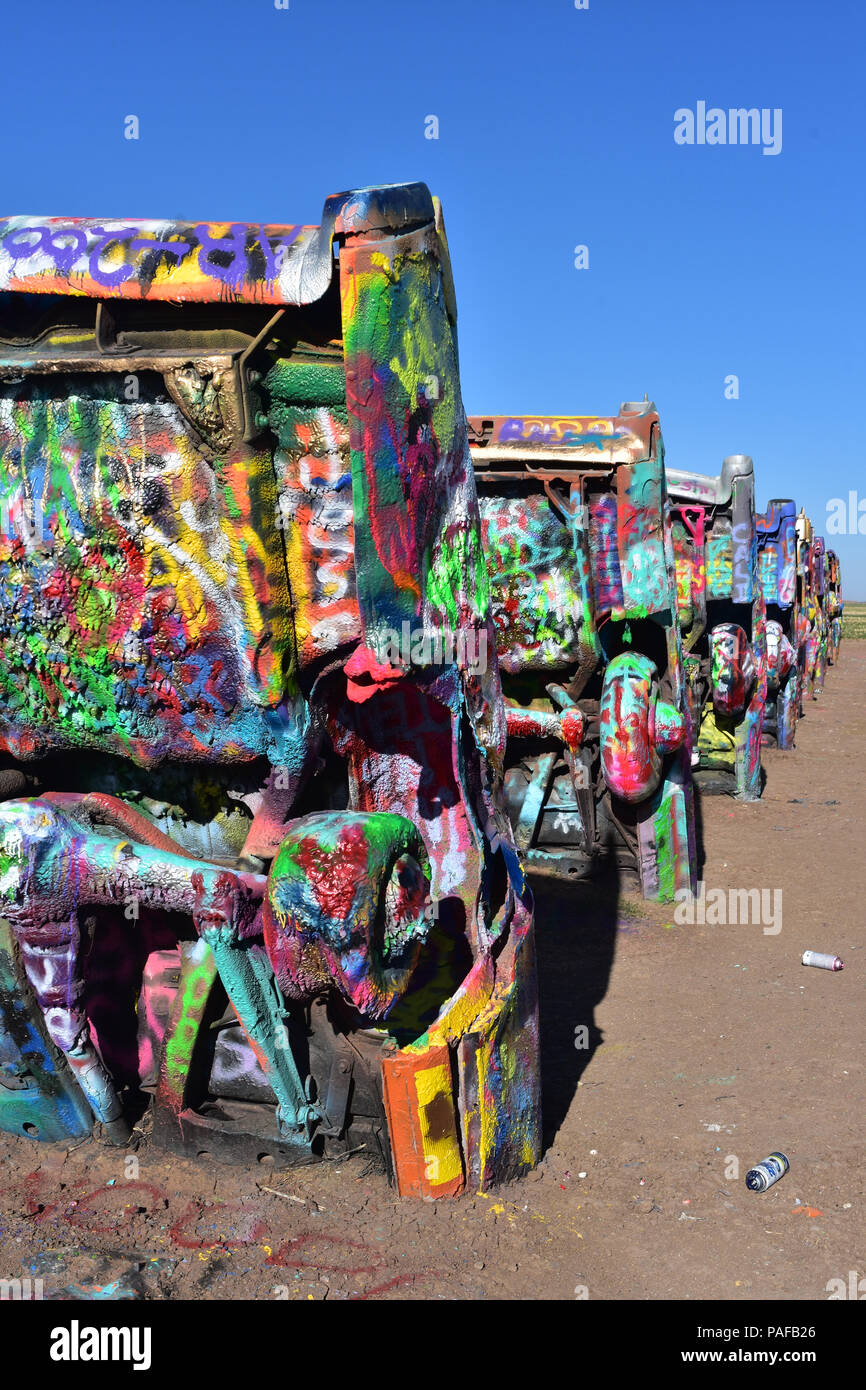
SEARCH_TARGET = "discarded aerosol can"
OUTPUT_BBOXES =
[746,1152,790,1192]
[802,950,844,971]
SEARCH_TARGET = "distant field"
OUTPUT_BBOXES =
[843,602,866,640]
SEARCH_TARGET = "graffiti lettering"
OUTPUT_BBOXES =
[0,218,308,298]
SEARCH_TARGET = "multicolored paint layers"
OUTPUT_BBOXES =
[0,184,539,1196]
[757,500,799,748]
[0,216,324,305]
[0,381,298,767]
[825,549,843,666]
[0,918,93,1142]
[667,456,767,801]
[796,512,830,706]
[469,401,696,902]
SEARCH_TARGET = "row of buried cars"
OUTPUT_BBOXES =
[473,421,843,899]
[0,184,843,1197]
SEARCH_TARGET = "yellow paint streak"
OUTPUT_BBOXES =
[283,521,314,649]
[223,521,268,633]
[414,1063,462,1187]
[48,332,95,345]
[477,1040,496,1180]
[404,960,496,1054]
[369,251,393,277]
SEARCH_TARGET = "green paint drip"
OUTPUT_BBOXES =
[162,941,218,1102]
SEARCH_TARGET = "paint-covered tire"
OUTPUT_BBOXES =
[263,811,432,1021]
[600,653,686,804]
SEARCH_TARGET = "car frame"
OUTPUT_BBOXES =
[796,511,828,704]
[666,455,767,800]
[468,400,695,903]
[826,548,843,667]
[0,183,539,1198]
[756,499,799,748]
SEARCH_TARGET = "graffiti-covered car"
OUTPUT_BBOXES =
[0,183,539,1198]
[667,455,767,799]
[826,548,843,666]
[468,401,695,903]
[796,511,828,703]
[756,499,799,748]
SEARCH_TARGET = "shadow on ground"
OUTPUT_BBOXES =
[531,843,623,1156]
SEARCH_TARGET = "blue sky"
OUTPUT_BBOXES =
[3,0,865,590]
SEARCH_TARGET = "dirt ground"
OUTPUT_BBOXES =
[1,648,862,1303]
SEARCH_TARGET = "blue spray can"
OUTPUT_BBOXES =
[745,1151,790,1192]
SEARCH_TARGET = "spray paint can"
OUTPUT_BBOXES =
[745,1152,790,1192]
[802,950,843,971]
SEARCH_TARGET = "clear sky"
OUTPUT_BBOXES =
[3,0,864,590]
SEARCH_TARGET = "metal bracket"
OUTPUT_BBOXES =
[319,1047,355,1138]
[237,308,286,442]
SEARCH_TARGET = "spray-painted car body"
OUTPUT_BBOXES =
[0,184,539,1198]
[826,549,843,666]
[756,500,799,748]
[667,456,767,799]
[796,512,828,703]
[468,403,695,903]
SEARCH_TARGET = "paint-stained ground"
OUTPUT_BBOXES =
[0,649,863,1302]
